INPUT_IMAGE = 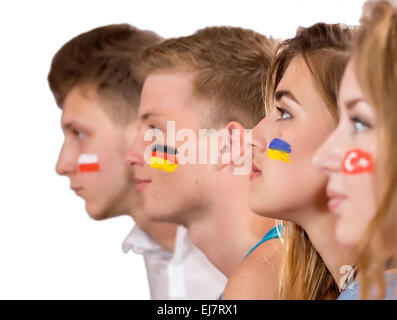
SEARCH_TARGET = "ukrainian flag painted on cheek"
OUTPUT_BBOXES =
[150,144,179,172]
[267,138,292,163]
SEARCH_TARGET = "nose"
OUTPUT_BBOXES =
[55,143,77,176]
[251,135,267,153]
[312,130,343,175]
[251,120,268,153]
[124,138,145,168]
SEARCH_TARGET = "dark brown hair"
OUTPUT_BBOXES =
[48,23,162,125]
[142,26,278,128]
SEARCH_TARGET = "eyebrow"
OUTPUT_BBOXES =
[345,98,365,110]
[61,119,91,133]
[274,90,300,106]
[62,120,81,131]
[140,112,161,122]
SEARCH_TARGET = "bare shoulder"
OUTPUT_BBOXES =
[222,238,281,300]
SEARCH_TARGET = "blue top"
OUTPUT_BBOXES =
[243,225,282,260]
[218,225,281,300]
[338,273,397,300]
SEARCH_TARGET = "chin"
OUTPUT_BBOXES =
[249,196,269,217]
[86,210,107,221]
[146,209,172,223]
[248,201,262,216]
[249,184,264,208]
[335,223,359,249]
[249,191,284,218]
[145,204,181,224]
[85,203,115,221]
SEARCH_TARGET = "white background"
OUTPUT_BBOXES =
[0,0,365,299]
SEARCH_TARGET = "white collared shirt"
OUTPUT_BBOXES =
[123,225,227,300]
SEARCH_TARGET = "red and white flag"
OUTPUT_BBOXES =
[78,154,100,173]
[343,149,373,174]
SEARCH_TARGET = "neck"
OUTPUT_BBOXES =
[297,207,354,290]
[187,174,274,277]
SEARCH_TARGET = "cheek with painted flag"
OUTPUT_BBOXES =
[267,138,292,163]
[78,153,100,172]
[343,149,374,174]
[150,144,178,173]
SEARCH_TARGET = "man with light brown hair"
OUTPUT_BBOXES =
[125,26,281,297]
[49,23,227,299]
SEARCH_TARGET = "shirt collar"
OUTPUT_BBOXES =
[122,225,166,255]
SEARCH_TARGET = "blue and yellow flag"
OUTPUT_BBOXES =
[267,138,292,163]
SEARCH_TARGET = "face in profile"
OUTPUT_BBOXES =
[313,60,377,248]
[56,85,139,220]
[249,55,336,222]
[125,71,216,224]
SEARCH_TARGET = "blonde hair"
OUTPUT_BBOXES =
[352,0,397,299]
[142,26,278,128]
[265,23,353,299]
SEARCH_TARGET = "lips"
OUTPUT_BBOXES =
[71,186,83,196]
[134,177,151,192]
[249,162,262,181]
[326,188,346,213]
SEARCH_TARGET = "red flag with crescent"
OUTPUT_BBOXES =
[343,149,374,174]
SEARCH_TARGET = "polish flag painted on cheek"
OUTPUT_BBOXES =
[78,154,100,172]
[343,149,374,174]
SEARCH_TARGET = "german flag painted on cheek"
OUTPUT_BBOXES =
[150,144,178,172]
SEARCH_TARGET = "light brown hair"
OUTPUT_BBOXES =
[352,0,397,299]
[48,24,162,125]
[265,23,353,299]
[142,26,278,128]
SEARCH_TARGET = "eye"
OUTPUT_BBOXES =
[149,124,162,134]
[350,116,372,133]
[275,106,292,120]
[72,129,85,139]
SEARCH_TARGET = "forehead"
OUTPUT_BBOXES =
[61,85,113,127]
[276,55,333,120]
[339,60,364,104]
[139,71,197,117]
[277,55,323,105]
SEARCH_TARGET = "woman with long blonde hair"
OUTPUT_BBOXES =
[314,0,397,299]
[247,22,354,299]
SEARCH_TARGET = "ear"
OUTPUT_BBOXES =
[216,121,245,170]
